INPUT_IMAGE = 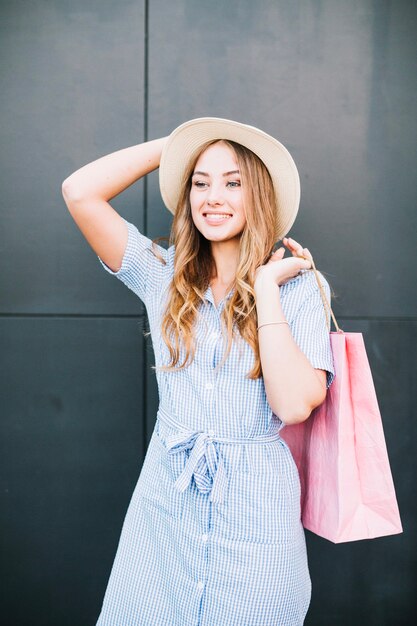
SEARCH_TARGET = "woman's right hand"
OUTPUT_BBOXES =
[62,136,169,203]
[62,136,169,272]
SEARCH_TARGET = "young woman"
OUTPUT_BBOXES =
[62,117,335,626]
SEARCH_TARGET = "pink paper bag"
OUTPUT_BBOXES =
[281,331,403,543]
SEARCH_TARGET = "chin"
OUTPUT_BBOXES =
[208,232,242,243]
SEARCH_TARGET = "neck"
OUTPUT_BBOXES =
[210,238,240,286]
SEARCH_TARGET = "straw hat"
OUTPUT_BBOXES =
[159,117,300,241]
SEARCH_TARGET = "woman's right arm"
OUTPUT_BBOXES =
[62,137,168,272]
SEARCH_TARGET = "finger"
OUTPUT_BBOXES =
[287,237,305,258]
[269,247,285,261]
[290,241,313,263]
[298,257,313,272]
[302,247,313,261]
[282,237,294,250]
[283,237,297,250]
[287,237,303,253]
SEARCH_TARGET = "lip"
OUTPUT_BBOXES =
[202,213,233,225]
[202,211,233,216]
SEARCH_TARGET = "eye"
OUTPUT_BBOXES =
[192,180,208,188]
[226,180,241,188]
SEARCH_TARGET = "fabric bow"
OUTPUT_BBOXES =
[165,430,228,504]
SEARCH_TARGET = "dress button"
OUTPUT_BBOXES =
[207,430,215,437]
[197,581,204,591]
[210,331,218,341]
[201,533,209,543]
[205,382,214,390]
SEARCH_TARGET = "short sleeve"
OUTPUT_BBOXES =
[288,271,335,389]
[97,218,172,304]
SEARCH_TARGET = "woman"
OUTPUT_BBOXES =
[62,117,335,625]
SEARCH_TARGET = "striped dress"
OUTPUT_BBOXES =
[96,218,335,626]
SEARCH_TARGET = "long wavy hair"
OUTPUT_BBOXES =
[148,139,280,379]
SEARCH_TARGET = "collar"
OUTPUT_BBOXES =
[203,284,235,307]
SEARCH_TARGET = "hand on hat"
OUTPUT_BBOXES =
[254,237,313,289]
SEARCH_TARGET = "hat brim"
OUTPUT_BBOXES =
[159,117,300,241]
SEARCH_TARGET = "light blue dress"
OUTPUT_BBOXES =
[96,219,335,626]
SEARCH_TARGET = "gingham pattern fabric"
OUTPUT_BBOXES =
[95,218,335,626]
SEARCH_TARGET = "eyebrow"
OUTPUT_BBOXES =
[192,170,240,177]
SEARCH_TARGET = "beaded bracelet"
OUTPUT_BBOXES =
[257,321,289,331]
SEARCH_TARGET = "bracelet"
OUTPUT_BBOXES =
[257,321,289,331]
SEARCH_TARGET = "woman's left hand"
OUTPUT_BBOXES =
[254,237,313,289]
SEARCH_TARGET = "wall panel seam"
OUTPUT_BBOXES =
[142,0,150,445]
[1,314,416,322]
[0,314,147,319]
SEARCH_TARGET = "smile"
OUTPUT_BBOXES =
[203,213,233,223]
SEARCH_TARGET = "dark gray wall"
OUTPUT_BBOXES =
[1,1,416,624]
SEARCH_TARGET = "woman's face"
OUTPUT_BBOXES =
[189,142,246,243]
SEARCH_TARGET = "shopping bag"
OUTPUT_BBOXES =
[281,262,403,543]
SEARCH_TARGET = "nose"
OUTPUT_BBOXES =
[207,184,224,206]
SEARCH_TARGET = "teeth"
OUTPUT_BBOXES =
[204,214,232,219]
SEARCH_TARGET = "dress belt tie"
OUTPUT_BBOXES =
[157,406,282,504]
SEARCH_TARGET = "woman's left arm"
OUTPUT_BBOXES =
[254,238,327,425]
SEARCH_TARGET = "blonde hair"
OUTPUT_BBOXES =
[149,139,279,379]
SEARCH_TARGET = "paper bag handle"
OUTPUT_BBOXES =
[307,256,342,333]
